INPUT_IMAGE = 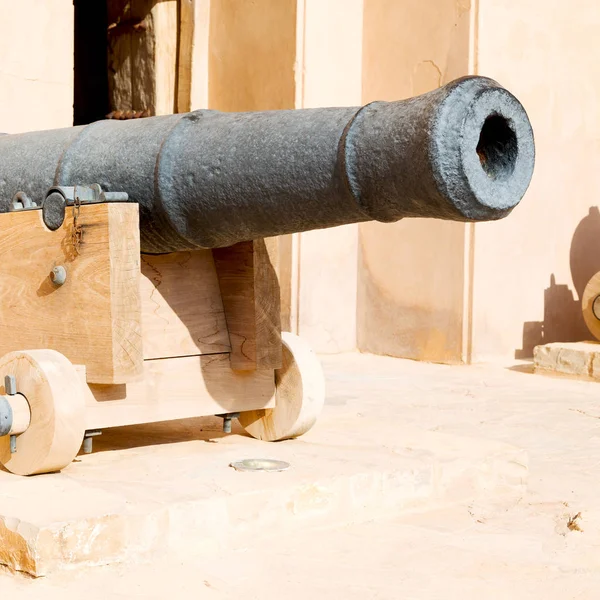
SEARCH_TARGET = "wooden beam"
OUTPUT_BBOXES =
[212,239,282,370]
[176,0,195,113]
[107,0,179,116]
[140,250,231,359]
[0,204,142,384]
[83,354,276,430]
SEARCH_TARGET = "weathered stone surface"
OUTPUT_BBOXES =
[0,413,526,577]
[5,353,600,597]
[534,341,600,379]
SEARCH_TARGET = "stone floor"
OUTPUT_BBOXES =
[3,352,600,597]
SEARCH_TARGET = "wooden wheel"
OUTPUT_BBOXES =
[239,332,325,441]
[0,350,85,476]
[583,271,600,342]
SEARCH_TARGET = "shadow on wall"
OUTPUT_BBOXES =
[516,207,600,358]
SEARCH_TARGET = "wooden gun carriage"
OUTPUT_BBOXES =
[0,76,535,475]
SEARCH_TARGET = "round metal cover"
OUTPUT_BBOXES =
[230,458,290,472]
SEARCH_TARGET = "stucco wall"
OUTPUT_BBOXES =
[204,0,363,353]
[295,0,363,353]
[1,0,589,364]
[357,0,472,363]
[470,0,600,361]
[0,0,74,133]
[208,0,297,112]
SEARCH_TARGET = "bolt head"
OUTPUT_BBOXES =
[50,265,67,286]
[4,374,16,395]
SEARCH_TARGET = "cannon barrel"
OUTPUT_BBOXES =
[0,76,534,253]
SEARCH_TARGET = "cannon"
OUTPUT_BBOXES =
[0,76,534,475]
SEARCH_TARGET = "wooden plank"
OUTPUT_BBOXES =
[83,354,276,430]
[0,204,142,384]
[154,0,179,115]
[107,0,179,116]
[140,250,231,359]
[176,0,195,113]
[212,239,282,371]
[189,0,211,109]
[255,237,283,366]
[110,206,144,378]
[213,242,256,368]
[107,0,133,113]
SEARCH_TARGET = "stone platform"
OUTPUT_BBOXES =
[0,409,527,577]
[534,341,600,380]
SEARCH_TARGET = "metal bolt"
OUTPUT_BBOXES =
[10,191,36,211]
[82,430,102,454]
[2,376,17,447]
[217,412,240,434]
[4,375,16,395]
[101,191,129,202]
[50,265,67,286]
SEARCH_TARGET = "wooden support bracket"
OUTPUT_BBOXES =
[212,238,283,371]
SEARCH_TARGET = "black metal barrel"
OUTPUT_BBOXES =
[0,75,535,253]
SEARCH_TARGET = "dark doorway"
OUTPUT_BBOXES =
[74,0,109,126]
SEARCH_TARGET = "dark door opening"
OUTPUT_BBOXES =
[74,0,109,126]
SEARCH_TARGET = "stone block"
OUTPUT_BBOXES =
[534,342,600,380]
[0,415,527,577]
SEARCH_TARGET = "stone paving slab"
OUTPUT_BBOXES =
[0,411,526,577]
[534,341,600,380]
[5,352,600,598]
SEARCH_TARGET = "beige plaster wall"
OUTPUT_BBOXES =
[295,0,363,353]
[204,0,363,353]
[208,0,297,112]
[190,0,211,110]
[357,0,472,363]
[5,0,578,363]
[470,0,600,361]
[0,0,74,133]
[194,0,600,363]
[204,0,299,338]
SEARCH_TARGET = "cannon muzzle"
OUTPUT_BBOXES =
[0,75,534,253]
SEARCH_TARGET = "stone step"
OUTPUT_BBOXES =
[534,341,600,380]
[0,415,527,577]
